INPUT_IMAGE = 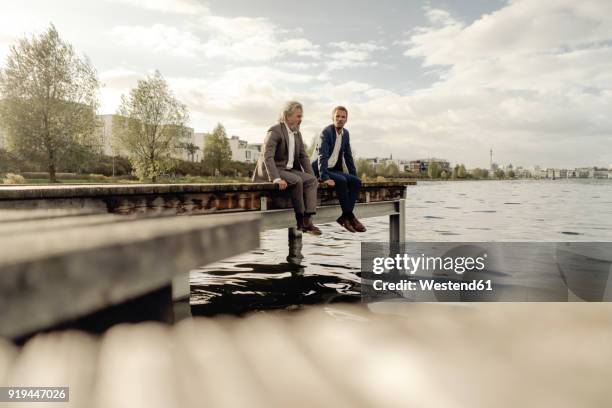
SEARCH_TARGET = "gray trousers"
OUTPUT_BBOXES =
[279,169,318,215]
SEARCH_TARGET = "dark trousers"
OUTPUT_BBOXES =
[327,169,361,218]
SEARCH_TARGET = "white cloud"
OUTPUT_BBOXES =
[326,41,385,70]
[393,0,612,167]
[109,24,203,58]
[104,0,207,15]
[99,68,147,114]
[108,15,321,62]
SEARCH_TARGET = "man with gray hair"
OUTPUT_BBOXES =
[252,101,321,235]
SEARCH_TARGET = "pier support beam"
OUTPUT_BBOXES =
[287,227,304,265]
[389,199,406,243]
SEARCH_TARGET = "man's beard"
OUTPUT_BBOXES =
[289,123,300,132]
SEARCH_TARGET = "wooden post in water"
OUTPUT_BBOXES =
[389,198,406,242]
[287,227,304,265]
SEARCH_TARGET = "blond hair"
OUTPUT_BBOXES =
[279,101,303,122]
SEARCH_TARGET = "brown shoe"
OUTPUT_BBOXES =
[350,217,366,232]
[301,216,322,235]
[337,216,356,233]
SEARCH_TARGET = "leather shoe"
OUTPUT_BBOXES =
[350,217,366,232]
[301,216,322,235]
[337,216,356,233]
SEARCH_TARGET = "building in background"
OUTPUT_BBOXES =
[228,136,261,163]
[198,134,261,163]
[407,158,450,173]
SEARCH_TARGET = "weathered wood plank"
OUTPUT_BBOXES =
[0,182,413,216]
[0,339,17,385]
[0,213,260,339]
[3,330,98,408]
[2,303,612,407]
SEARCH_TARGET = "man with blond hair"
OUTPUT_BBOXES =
[253,101,321,235]
[312,106,365,233]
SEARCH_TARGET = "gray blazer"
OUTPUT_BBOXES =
[252,123,314,182]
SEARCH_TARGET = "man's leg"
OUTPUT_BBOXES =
[290,170,321,235]
[345,173,362,215]
[328,170,356,232]
[279,169,305,227]
[328,170,351,216]
[345,173,366,232]
[291,170,318,215]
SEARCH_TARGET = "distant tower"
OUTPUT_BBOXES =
[490,148,493,171]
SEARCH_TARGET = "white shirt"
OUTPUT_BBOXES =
[285,122,296,170]
[273,122,297,184]
[327,127,343,168]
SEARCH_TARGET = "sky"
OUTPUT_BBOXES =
[0,0,611,168]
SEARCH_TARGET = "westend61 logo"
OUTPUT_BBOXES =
[360,242,612,302]
[372,253,487,275]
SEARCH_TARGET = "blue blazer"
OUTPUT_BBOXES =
[312,124,357,180]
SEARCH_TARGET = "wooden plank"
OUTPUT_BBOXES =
[93,323,180,408]
[0,182,413,216]
[0,339,17,384]
[0,213,260,339]
[3,331,98,408]
[2,303,611,407]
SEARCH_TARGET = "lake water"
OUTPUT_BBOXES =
[190,179,612,314]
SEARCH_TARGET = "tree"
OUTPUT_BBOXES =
[458,164,467,178]
[471,168,489,179]
[427,161,440,179]
[356,158,374,179]
[494,169,505,179]
[385,162,400,178]
[0,25,99,182]
[181,142,200,162]
[113,70,189,182]
[203,124,232,175]
[452,165,459,180]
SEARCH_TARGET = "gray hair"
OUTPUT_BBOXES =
[279,101,303,123]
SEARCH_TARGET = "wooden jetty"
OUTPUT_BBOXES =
[0,181,413,340]
[0,181,412,300]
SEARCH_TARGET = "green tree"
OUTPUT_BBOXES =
[182,142,200,162]
[356,158,374,179]
[385,162,400,178]
[494,169,505,179]
[427,161,440,179]
[471,168,489,179]
[508,169,516,178]
[458,164,467,178]
[113,70,189,182]
[203,124,232,175]
[0,25,99,182]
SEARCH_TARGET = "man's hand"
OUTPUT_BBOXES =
[324,179,335,187]
[278,179,288,190]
